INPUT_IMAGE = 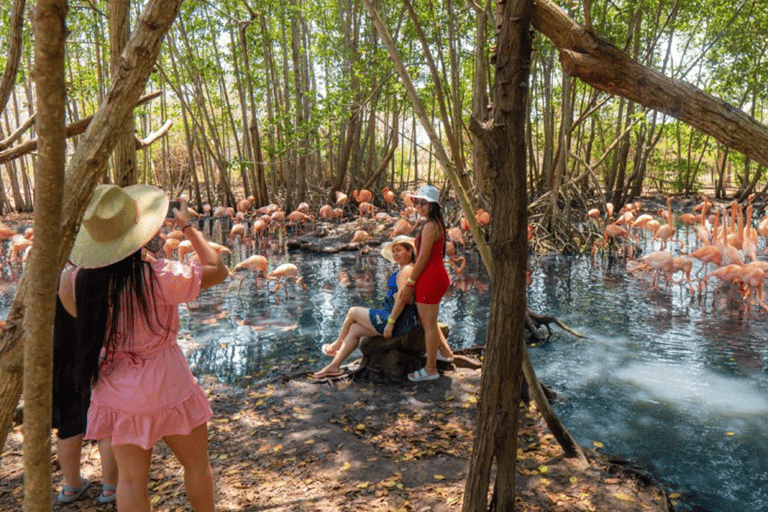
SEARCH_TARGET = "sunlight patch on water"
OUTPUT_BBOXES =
[615,361,768,414]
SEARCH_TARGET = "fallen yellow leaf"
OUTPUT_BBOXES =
[613,492,636,502]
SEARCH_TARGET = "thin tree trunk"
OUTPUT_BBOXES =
[0,0,25,115]
[23,0,67,509]
[259,13,279,198]
[110,0,137,186]
[471,0,490,205]
[290,0,307,204]
[463,0,533,507]
[401,0,470,193]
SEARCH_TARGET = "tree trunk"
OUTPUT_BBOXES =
[402,0,470,194]
[110,0,137,186]
[0,0,25,116]
[463,0,533,508]
[23,0,67,509]
[0,0,184,453]
[290,0,308,204]
[470,0,491,205]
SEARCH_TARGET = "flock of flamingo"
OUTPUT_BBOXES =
[590,194,768,313]
[2,186,766,315]
[206,187,491,294]
[0,186,495,298]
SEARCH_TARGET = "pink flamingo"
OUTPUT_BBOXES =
[267,263,307,297]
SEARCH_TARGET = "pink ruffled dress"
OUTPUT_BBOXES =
[84,259,213,450]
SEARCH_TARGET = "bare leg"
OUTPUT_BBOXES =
[164,423,215,512]
[326,307,372,353]
[315,322,379,377]
[57,434,85,492]
[112,443,152,512]
[415,302,440,376]
[437,327,453,359]
[98,439,118,494]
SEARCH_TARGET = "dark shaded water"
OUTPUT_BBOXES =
[2,229,766,512]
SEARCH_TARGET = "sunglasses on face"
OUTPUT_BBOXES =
[412,198,429,206]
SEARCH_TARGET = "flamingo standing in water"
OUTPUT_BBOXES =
[742,197,758,263]
[445,241,466,275]
[653,197,683,251]
[634,250,674,288]
[735,263,768,314]
[267,263,307,297]
[233,254,269,294]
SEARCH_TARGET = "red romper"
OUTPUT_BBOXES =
[415,226,450,304]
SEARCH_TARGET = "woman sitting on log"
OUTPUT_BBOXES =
[313,236,418,378]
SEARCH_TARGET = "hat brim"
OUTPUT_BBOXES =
[410,187,441,205]
[69,185,169,268]
[381,236,416,263]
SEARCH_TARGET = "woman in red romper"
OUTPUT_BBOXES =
[402,185,454,381]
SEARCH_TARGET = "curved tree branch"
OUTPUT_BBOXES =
[532,0,768,169]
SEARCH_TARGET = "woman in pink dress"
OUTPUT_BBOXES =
[58,184,229,512]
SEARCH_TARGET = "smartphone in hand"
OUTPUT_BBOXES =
[167,200,181,218]
[144,234,165,254]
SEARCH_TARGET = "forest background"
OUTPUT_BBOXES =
[1,0,768,510]
[3,0,767,231]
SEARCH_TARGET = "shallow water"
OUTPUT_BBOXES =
[182,249,491,384]
[527,254,768,512]
[2,224,767,511]
[180,242,768,511]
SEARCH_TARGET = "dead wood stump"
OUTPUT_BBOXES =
[352,323,481,382]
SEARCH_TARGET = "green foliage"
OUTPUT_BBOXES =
[3,0,768,202]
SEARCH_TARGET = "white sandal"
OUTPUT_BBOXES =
[408,368,439,382]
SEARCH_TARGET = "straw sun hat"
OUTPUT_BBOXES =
[69,184,169,269]
[380,235,417,264]
[410,184,440,206]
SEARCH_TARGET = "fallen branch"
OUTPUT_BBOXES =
[527,309,585,338]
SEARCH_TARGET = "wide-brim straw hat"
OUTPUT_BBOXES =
[69,184,168,269]
[380,235,416,263]
[410,184,441,206]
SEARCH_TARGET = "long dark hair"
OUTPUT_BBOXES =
[72,250,166,394]
[424,202,447,258]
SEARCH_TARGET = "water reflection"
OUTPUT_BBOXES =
[181,250,491,385]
